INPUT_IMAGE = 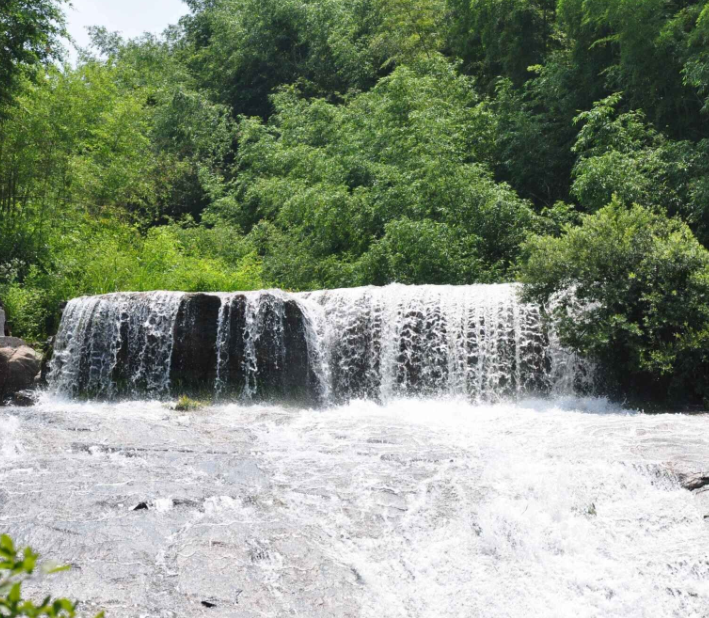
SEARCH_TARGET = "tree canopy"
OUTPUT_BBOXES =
[2,0,709,403]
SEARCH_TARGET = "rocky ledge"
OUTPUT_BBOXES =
[0,336,41,406]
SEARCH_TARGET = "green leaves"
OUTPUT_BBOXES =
[0,0,67,112]
[221,57,535,288]
[521,201,709,405]
[0,534,103,618]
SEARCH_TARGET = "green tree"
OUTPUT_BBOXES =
[448,0,557,89]
[179,0,382,118]
[571,94,709,245]
[211,57,536,288]
[0,0,67,112]
[520,201,709,405]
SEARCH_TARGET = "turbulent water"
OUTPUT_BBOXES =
[8,285,709,616]
[48,284,592,403]
[1,397,709,617]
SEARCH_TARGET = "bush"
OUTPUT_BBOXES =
[173,395,206,411]
[1,221,264,343]
[0,534,103,617]
[520,200,709,406]
[215,56,537,289]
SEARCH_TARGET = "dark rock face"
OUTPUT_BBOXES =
[170,294,222,396]
[167,293,320,404]
[253,295,320,404]
[0,337,40,403]
[6,390,37,407]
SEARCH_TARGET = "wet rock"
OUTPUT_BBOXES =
[678,473,709,492]
[170,292,321,403]
[0,337,40,403]
[0,301,7,336]
[39,336,54,385]
[5,390,37,407]
[170,293,221,395]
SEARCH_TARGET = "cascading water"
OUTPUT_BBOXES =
[49,292,184,399]
[48,284,591,402]
[300,284,591,402]
[6,285,709,618]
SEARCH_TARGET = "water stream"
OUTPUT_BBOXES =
[3,284,708,616]
[1,397,708,617]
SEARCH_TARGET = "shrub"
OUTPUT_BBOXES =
[173,395,206,411]
[520,200,709,406]
[0,534,103,618]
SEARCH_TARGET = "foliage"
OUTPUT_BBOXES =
[448,0,557,89]
[520,201,709,405]
[1,221,262,344]
[173,395,207,411]
[0,534,103,618]
[0,0,66,112]
[179,0,383,118]
[216,57,536,288]
[571,94,709,244]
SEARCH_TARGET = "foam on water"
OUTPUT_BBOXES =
[48,284,593,403]
[1,396,708,617]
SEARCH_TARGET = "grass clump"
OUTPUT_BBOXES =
[173,395,207,412]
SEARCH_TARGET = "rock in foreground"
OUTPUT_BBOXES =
[0,337,40,404]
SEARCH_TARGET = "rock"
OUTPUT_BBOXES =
[5,390,37,407]
[677,472,709,492]
[0,301,6,336]
[170,293,221,396]
[0,338,41,403]
[219,293,321,404]
[38,337,54,385]
[168,293,321,403]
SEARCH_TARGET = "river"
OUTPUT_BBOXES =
[2,396,708,617]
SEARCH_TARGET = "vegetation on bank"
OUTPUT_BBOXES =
[521,201,709,406]
[2,0,709,404]
[173,395,208,411]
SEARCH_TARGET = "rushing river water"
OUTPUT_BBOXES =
[2,396,709,617]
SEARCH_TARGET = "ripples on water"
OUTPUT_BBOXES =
[1,396,709,617]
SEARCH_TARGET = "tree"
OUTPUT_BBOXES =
[211,57,537,289]
[520,201,709,405]
[448,0,557,89]
[571,94,709,245]
[0,0,67,112]
[179,0,382,118]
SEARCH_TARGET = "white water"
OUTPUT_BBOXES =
[301,284,592,402]
[49,284,592,403]
[49,292,184,399]
[2,396,709,617]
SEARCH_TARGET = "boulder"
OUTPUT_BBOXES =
[0,337,41,403]
[6,390,37,407]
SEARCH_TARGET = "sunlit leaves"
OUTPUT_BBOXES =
[521,201,709,404]
[0,534,104,618]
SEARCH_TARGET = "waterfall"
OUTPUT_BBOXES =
[48,284,591,402]
[299,284,590,403]
[49,292,183,399]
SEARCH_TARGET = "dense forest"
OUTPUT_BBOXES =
[2,0,709,405]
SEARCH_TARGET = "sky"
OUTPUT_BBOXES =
[65,0,190,58]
